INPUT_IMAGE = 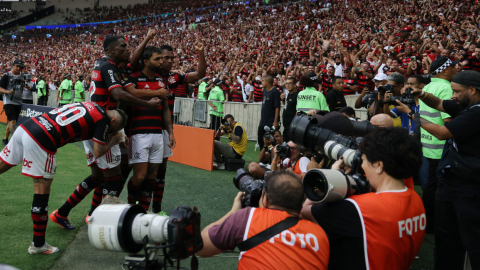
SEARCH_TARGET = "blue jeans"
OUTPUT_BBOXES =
[419,156,429,189]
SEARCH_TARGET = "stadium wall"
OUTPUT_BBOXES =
[46,0,95,12]
[11,1,37,16]
[99,0,149,8]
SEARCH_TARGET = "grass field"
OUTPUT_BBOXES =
[0,123,434,270]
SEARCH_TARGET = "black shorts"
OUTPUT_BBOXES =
[4,104,22,122]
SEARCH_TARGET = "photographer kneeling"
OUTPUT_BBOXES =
[301,128,426,270]
[271,141,310,179]
[197,171,330,269]
[213,114,247,170]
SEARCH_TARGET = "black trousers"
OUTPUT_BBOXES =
[434,178,480,270]
[257,123,268,149]
[210,115,222,131]
[38,96,47,106]
[422,158,440,233]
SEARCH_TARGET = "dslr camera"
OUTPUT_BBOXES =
[88,204,203,270]
[233,168,264,208]
[263,125,275,141]
[289,114,373,202]
[382,87,416,107]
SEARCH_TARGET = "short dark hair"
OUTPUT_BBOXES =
[263,75,274,85]
[300,75,315,88]
[274,130,282,136]
[409,75,431,85]
[224,114,234,121]
[287,77,297,84]
[339,106,356,117]
[358,128,422,180]
[159,45,174,53]
[332,76,343,84]
[115,109,128,128]
[141,46,162,63]
[265,171,304,212]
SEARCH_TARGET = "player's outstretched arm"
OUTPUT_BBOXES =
[123,84,167,99]
[111,87,161,108]
[185,41,206,84]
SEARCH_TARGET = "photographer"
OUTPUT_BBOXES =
[197,171,329,270]
[248,129,283,179]
[0,59,26,146]
[213,114,247,170]
[377,73,405,127]
[411,70,480,270]
[301,128,425,270]
[271,141,310,179]
[384,75,430,136]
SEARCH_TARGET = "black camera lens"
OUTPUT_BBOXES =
[303,170,328,202]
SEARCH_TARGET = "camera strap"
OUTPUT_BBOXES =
[236,217,299,252]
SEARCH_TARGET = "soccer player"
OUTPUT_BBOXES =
[0,102,127,254]
[152,41,206,213]
[126,46,170,211]
[50,36,164,228]
[152,41,207,213]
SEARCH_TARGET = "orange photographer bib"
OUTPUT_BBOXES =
[238,207,329,270]
[346,188,426,270]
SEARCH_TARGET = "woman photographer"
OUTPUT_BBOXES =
[301,127,426,270]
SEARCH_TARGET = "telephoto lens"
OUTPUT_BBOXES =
[233,169,264,207]
[303,169,358,203]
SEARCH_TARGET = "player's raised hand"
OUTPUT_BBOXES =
[194,40,205,52]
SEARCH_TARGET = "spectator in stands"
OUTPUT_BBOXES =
[197,170,329,270]
[213,114,247,170]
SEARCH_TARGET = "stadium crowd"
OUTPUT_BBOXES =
[1,0,480,269]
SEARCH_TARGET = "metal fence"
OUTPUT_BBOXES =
[172,95,368,142]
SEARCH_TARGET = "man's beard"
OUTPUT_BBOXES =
[459,95,471,110]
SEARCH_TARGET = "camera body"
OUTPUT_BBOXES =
[383,87,416,107]
[276,142,290,158]
[263,125,275,141]
[233,169,264,208]
[361,90,377,107]
[377,84,393,95]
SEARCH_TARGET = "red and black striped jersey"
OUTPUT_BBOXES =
[466,57,480,72]
[321,74,333,95]
[221,84,230,101]
[90,57,132,110]
[20,102,110,154]
[343,78,358,95]
[175,83,187,97]
[253,80,263,102]
[231,83,243,102]
[356,70,374,91]
[127,71,166,136]
[157,72,187,120]
[298,48,309,59]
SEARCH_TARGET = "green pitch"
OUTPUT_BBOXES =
[0,124,433,270]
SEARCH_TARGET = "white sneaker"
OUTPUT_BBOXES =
[28,242,59,254]
[213,162,218,169]
[218,163,225,170]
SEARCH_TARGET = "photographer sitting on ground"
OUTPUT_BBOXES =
[213,114,247,170]
[197,171,329,270]
[301,128,425,270]
[248,129,283,179]
[271,141,310,179]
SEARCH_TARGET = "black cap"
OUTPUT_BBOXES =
[430,56,460,75]
[13,59,25,67]
[304,72,321,83]
[64,73,71,78]
[78,75,84,80]
[39,75,46,79]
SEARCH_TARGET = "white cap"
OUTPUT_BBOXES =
[373,73,388,81]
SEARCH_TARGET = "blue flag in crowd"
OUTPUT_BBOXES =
[12,35,16,39]
[46,34,52,38]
